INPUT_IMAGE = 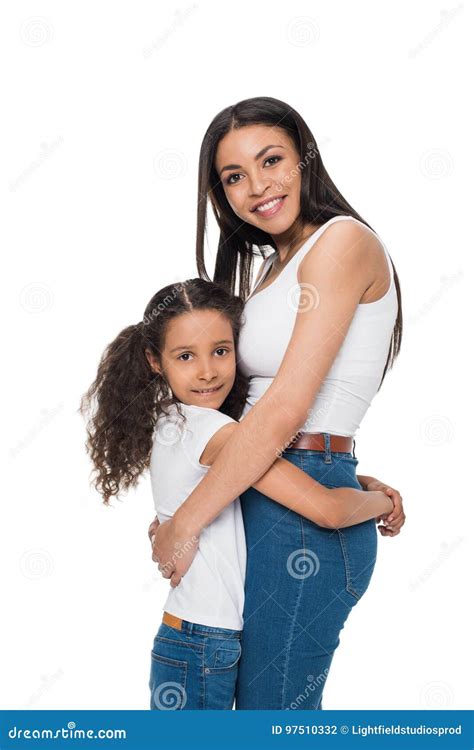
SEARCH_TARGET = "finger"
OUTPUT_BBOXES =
[382,526,401,537]
[389,515,405,531]
[385,493,403,523]
[170,572,182,588]
[160,566,174,580]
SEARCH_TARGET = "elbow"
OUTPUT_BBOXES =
[319,510,341,530]
[318,494,344,529]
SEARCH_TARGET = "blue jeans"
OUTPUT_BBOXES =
[235,443,378,710]
[149,619,242,710]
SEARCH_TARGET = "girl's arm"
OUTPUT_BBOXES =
[201,423,392,529]
[357,473,406,536]
[154,222,387,578]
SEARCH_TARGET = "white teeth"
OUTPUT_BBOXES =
[256,197,281,212]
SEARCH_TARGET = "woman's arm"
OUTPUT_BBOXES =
[201,423,392,529]
[154,222,382,578]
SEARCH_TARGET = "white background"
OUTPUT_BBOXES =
[1,0,471,710]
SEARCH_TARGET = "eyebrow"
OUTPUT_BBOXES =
[169,339,234,354]
[219,144,285,176]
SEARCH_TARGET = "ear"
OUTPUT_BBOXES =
[144,348,161,374]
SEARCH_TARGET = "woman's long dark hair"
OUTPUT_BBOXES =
[79,279,248,504]
[196,96,402,383]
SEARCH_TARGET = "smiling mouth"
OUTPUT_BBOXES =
[191,385,223,394]
[251,195,287,213]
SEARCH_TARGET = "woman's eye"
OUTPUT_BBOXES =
[226,173,242,185]
[264,155,281,167]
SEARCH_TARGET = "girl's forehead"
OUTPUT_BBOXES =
[164,310,234,345]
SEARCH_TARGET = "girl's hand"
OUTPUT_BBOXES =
[365,480,406,536]
[148,515,160,548]
[152,516,200,588]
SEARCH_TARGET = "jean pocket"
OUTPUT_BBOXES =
[149,651,188,710]
[205,638,242,674]
[337,521,377,602]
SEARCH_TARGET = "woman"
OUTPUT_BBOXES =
[150,97,405,710]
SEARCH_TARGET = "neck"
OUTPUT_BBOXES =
[270,219,320,265]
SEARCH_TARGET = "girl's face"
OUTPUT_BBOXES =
[146,310,237,409]
[215,124,302,236]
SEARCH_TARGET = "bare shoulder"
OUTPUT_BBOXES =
[298,219,387,291]
[199,421,238,467]
[301,219,380,267]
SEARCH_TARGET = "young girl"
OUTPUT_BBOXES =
[80,277,394,711]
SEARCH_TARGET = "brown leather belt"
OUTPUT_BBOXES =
[288,432,353,453]
[162,611,183,630]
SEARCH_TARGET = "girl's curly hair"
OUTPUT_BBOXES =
[79,278,248,505]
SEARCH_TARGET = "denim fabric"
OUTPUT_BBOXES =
[235,442,378,710]
[149,619,242,710]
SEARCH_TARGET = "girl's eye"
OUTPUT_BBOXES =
[264,155,282,167]
[215,347,229,356]
[177,352,192,362]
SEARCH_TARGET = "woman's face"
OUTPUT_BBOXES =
[215,124,302,236]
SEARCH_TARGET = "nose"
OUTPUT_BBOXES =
[247,169,272,197]
[198,357,219,382]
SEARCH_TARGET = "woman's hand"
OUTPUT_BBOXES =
[358,475,406,536]
[151,515,200,588]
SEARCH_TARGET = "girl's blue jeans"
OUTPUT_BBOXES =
[234,444,378,710]
[149,619,242,710]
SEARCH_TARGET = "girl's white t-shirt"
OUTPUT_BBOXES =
[149,401,246,630]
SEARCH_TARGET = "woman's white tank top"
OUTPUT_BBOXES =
[237,216,398,437]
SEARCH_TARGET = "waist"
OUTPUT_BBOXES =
[286,432,353,454]
[162,611,241,637]
[242,376,373,436]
